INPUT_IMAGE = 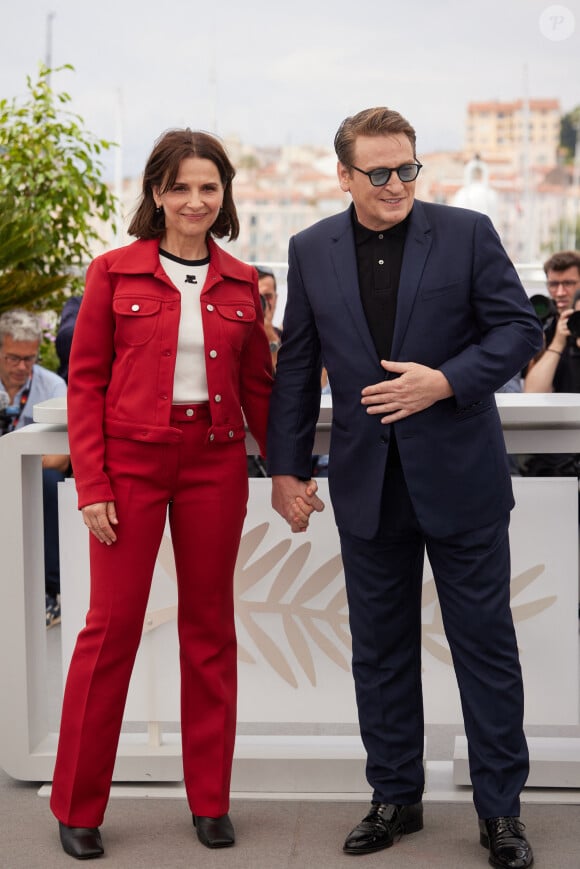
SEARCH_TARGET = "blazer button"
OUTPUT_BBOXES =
[209,433,215,441]
[185,408,194,417]
[131,304,140,311]
[214,394,222,403]
[209,350,217,358]
[207,304,215,312]
[236,310,244,318]
[228,430,234,438]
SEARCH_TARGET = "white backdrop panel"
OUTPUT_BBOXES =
[59,476,578,727]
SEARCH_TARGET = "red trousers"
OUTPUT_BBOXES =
[51,405,248,826]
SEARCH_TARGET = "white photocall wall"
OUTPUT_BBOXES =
[59,475,579,728]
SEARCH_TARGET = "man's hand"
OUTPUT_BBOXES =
[81,501,118,545]
[524,309,572,393]
[271,475,325,533]
[361,360,453,423]
[551,307,573,352]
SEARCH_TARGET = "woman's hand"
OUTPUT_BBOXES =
[271,475,325,533]
[81,501,118,544]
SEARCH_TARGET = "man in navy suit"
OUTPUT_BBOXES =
[267,108,542,868]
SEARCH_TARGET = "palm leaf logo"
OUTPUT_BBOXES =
[421,563,555,665]
[235,523,349,688]
[143,524,556,687]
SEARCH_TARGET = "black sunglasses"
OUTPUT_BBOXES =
[350,162,423,187]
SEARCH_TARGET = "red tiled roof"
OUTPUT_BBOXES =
[467,98,560,113]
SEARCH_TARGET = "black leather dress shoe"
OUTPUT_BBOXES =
[343,801,423,855]
[479,817,533,868]
[58,822,104,860]
[192,813,235,848]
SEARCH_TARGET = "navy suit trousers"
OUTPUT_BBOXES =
[339,465,529,818]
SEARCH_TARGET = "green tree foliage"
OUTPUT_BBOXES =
[550,216,580,252]
[560,106,580,162]
[0,64,118,315]
[0,211,70,307]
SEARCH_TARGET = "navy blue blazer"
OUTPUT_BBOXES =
[267,201,543,539]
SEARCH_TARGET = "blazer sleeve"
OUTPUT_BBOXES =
[438,213,543,406]
[238,270,274,457]
[267,235,323,477]
[67,256,116,508]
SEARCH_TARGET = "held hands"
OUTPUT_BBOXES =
[271,475,325,533]
[81,501,118,545]
[362,359,453,423]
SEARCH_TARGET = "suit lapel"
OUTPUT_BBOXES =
[391,201,432,359]
[329,210,380,366]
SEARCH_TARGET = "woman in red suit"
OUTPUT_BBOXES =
[50,129,273,860]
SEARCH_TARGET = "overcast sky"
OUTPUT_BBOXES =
[1,0,579,179]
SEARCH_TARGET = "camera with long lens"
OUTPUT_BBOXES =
[529,294,580,342]
[529,294,558,332]
[566,311,580,339]
[0,393,17,436]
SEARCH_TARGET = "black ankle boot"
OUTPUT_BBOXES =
[192,813,235,848]
[58,822,104,860]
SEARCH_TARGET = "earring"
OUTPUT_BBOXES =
[155,205,163,214]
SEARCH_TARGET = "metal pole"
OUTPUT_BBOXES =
[113,89,124,245]
[45,12,55,84]
[572,121,580,249]
[521,65,533,261]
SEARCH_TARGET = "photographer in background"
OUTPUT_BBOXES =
[257,267,282,364]
[247,268,282,478]
[0,309,68,627]
[525,251,580,394]
[523,251,580,475]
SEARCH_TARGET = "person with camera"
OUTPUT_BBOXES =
[524,252,580,480]
[0,309,69,627]
[524,251,580,395]
[247,268,282,478]
[257,267,282,362]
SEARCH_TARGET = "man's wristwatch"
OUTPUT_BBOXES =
[269,340,281,352]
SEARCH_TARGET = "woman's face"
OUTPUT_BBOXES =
[153,156,224,255]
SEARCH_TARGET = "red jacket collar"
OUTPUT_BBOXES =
[107,237,253,284]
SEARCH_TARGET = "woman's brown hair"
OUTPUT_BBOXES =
[128,129,239,240]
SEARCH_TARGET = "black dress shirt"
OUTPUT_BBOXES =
[352,208,410,467]
[352,208,409,361]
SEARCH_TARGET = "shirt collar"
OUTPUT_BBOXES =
[351,206,411,245]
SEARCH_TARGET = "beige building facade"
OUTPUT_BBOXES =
[465,98,561,168]
[92,97,575,270]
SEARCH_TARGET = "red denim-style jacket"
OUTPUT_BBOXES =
[67,237,273,508]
